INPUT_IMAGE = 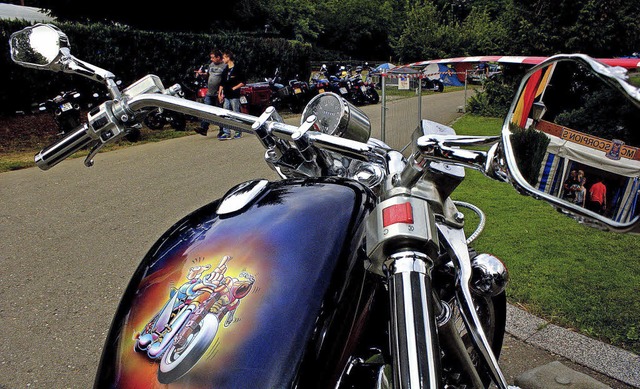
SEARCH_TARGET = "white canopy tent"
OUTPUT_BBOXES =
[536,134,640,223]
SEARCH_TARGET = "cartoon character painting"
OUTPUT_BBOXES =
[134,255,256,383]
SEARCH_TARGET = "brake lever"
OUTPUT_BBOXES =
[84,142,101,167]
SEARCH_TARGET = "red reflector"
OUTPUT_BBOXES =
[382,202,413,227]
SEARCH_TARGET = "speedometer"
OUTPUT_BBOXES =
[301,92,371,143]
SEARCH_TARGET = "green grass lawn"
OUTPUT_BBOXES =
[629,71,640,87]
[451,115,640,354]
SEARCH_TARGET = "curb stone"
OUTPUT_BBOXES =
[506,304,640,388]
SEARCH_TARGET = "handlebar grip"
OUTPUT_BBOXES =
[34,123,95,170]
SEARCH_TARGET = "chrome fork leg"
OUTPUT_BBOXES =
[387,251,441,389]
[437,223,509,389]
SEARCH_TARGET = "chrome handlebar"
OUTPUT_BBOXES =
[33,88,384,173]
[34,123,95,170]
[34,80,503,194]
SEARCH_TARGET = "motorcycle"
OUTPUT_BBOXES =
[11,24,640,388]
[327,72,353,101]
[175,64,210,105]
[324,66,379,106]
[239,68,284,115]
[143,107,187,131]
[241,68,311,115]
[35,89,83,135]
[309,74,331,97]
[348,66,380,105]
[193,64,210,103]
[134,255,256,383]
[421,77,445,93]
[286,74,312,113]
[142,84,188,131]
[36,87,144,141]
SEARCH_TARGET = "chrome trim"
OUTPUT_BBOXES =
[217,180,269,215]
[366,196,438,271]
[387,252,440,388]
[437,223,508,389]
[470,253,509,297]
[415,132,501,174]
[501,54,640,234]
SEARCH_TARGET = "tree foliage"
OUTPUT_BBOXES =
[25,0,640,61]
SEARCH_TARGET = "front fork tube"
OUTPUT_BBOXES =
[438,223,509,389]
[386,252,441,388]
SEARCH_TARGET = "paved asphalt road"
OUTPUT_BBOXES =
[0,90,634,388]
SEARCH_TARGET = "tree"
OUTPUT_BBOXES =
[315,0,398,59]
[34,0,272,34]
[506,0,640,57]
[27,0,640,61]
[392,1,447,62]
[458,7,507,55]
[268,0,322,42]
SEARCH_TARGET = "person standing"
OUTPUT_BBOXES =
[574,174,587,207]
[218,50,246,140]
[562,169,579,202]
[587,177,607,215]
[195,49,226,137]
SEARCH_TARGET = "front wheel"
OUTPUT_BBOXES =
[157,314,219,384]
[365,88,379,104]
[169,113,187,131]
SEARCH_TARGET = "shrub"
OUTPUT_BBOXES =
[1,20,312,115]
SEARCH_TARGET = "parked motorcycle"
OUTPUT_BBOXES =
[349,66,380,105]
[421,77,445,93]
[34,89,83,135]
[11,24,640,388]
[239,81,272,116]
[143,107,187,131]
[286,74,312,113]
[309,74,331,97]
[326,73,353,100]
[35,87,144,141]
[241,68,311,115]
[323,66,379,106]
[173,64,209,104]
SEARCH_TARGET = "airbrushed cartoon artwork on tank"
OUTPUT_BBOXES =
[101,182,360,387]
[133,255,256,384]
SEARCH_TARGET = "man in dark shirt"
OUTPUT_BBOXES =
[218,50,246,140]
[562,169,579,201]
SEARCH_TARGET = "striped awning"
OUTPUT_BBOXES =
[407,56,640,70]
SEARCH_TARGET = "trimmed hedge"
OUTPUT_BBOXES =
[1,20,312,115]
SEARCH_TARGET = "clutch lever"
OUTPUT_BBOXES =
[416,134,502,175]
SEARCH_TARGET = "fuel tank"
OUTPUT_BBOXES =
[94,178,378,388]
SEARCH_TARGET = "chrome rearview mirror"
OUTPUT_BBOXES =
[10,24,119,94]
[502,54,640,233]
[9,23,69,70]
